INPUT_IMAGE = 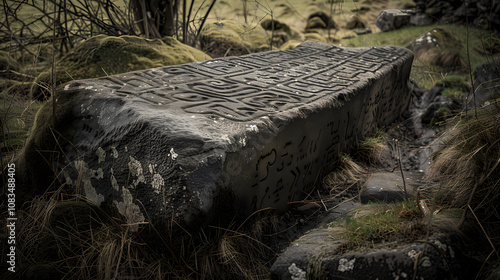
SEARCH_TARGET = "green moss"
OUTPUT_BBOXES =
[436,75,468,90]
[436,75,469,101]
[200,20,270,57]
[431,107,452,126]
[33,35,211,99]
[0,95,43,150]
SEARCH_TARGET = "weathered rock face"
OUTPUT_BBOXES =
[413,0,500,30]
[17,41,413,228]
[376,9,412,32]
[199,20,270,58]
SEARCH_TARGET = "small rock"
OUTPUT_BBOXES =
[346,14,367,29]
[376,9,412,32]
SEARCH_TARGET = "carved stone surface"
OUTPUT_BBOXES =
[19,41,413,228]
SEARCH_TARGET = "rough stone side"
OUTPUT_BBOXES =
[271,234,477,280]
[17,41,413,228]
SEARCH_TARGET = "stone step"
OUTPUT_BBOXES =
[360,171,417,204]
[17,41,413,228]
[271,233,476,280]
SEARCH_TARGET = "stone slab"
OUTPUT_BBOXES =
[18,41,413,227]
[360,172,416,204]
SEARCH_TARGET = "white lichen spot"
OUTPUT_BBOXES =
[338,258,356,272]
[247,124,259,132]
[73,160,105,205]
[111,146,119,158]
[85,86,93,90]
[434,240,447,253]
[111,174,119,191]
[113,187,145,232]
[421,259,432,267]
[239,137,247,146]
[288,263,306,280]
[169,148,178,160]
[151,173,165,194]
[408,250,420,260]
[148,163,154,175]
[128,156,146,188]
[96,147,106,163]
[401,272,408,278]
[64,84,70,90]
[125,146,128,152]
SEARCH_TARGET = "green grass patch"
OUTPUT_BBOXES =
[333,200,423,251]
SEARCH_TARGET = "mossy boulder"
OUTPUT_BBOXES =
[260,19,305,47]
[430,106,452,126]
[32,35,211,100]
[14,97,76,201]
[345,14,367,30]
[407,28,465,69]
[199,20,269,57]
[305,12,336,31]
[436,75,470,101]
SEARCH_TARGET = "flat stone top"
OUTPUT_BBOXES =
[64,41,412,124]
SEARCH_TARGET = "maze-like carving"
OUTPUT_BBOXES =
[59,41,413,225]
[94,43,410,122]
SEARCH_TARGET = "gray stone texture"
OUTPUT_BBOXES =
[360,172,415,204]
[472,61,500,107]
[271,234,477,280]
[18,41,413,228]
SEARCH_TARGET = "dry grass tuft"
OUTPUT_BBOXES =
[323,154,368,190]
[425,99,500,248]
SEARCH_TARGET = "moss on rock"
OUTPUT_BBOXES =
[260,19,305,47]
[436,75,470,101]
[32,35,211,100]
[14,90,75,201]
[199,20,270,57]
[306,12,337,31]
